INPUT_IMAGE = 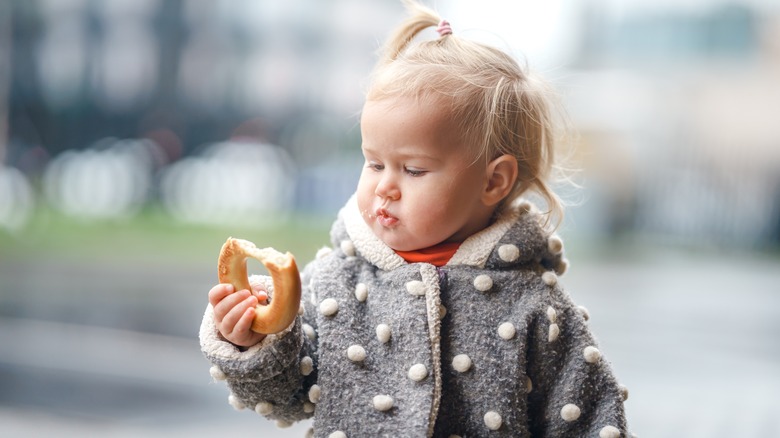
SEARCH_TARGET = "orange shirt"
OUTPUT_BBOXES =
[395,242,461,267]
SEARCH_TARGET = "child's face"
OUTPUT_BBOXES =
[357,96,494,252]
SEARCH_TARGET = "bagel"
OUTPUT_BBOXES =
[217,237,302,334]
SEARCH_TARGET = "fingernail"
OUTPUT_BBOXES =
[224,284,234,293]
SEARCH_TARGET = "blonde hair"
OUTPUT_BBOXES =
[367,0,568,227]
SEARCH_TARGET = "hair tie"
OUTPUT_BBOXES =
[436,19,452,37]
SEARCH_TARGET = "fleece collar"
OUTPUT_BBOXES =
[340,195,522,271]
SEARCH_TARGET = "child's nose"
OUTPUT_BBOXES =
[375,174,401,200]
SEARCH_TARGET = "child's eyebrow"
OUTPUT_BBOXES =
[361,145,443,163]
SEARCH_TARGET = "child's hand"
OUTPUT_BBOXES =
[208,283,268,347]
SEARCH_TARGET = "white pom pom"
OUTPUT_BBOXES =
[619,384,629,401]
[354,283,368,302]
[498,244,520,262]
[497,322,516,340]
[303,402,315,413]
[542,271,558,286]
[439,305,447,320]
[546,306,557,323]
[577,305,590,321]
[303,323,317,341]
[518,200,533,213]
[308,384,321,403]
[276,419,292,428]
[373,394,394,411]
[329,432,347,438]
[525,376,533,393]
[406,280,426,296]
[298,301,305,316]
[600,425,621,438]
[340,240,356,256]
[347,344,366,362]
[255,401,273,415]
[315,246,332,259]
[209,365,226,381]
[473,274,493,292]
[556,258,569,275]
[484,411,503,430]
[300,356,314,375]
[319,298,339,316]
[548,324,560,342]
[452,354,472,373]
[376,324,391,344]
[583,346,601,364]
[228,394,246,410]
[561,403,581,422]
[548,235,564,254]
[408,363,428,381]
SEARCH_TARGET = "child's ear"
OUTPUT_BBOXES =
[483,154,518,207]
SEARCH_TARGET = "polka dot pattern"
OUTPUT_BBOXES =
[583,346,601,364]
[255,401,272,415]
[329,432,347,438]
[497,322,516,340]
[452,354,472,373]
[209,365,226,381]
[548,324,560,342]
[376,324,391,343]
[408,363,428,381]
[340,240,356,256]
[228,394,245,410]
[548,235,564,254]
[484,411,503,430]
[373,394,394,411]
[619,384,629,401]
[309,385,321,403]
[300,356,314,375]
[303,323,317,341]
[406,280,426,296]
[498,244,520,262]
[546,306,557,323]
[315,246,332,259]
[319,298,339,316]
[600,425,621,438]
[347,345,366,362]
[354,283,368,302]
[473,274,493,292]
[561,403,581,422]
[542,271,558,286]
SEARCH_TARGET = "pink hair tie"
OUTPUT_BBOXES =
[436,19,452,37]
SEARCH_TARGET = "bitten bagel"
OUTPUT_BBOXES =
[217,237,302,334]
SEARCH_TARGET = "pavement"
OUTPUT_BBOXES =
[1,242,778,437]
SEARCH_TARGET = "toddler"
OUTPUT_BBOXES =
[200,1,629,436]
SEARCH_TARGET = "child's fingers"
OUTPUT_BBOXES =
[220,295,258,334]
[208,283,234,307]
[233,306,257,335]
[212,289,250,321]
[250,284,269,303]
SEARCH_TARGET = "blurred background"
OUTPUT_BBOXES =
[1,0,779,436]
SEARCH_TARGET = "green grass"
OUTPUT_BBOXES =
[0,204,334,265]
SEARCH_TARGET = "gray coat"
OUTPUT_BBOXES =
[200,196,629,437]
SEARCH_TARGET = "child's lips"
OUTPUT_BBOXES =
[376,208,399,227]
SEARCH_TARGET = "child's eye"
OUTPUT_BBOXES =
[367,162,384,172]
[405,167,427,177]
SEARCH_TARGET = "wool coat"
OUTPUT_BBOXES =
[200,196,629,437]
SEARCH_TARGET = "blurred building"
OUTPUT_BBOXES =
[1,0,779,246]
[561,2,780,248]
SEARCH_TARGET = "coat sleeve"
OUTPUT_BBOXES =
[524,277,629,438]
[199,259,322,425]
